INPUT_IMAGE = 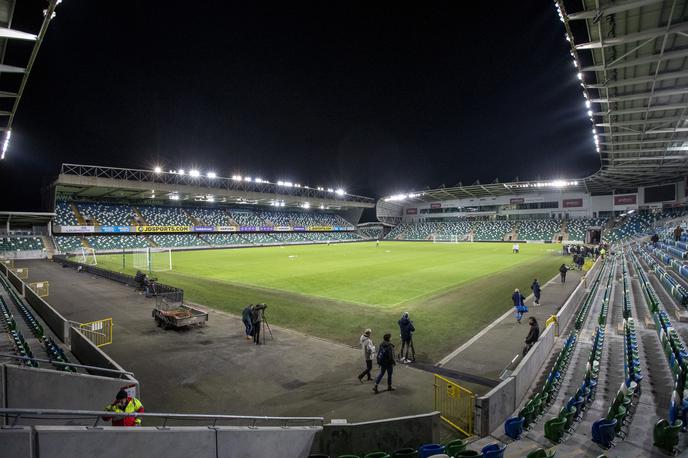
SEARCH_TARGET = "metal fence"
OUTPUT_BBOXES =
[78,318,113,347]
[433,374,475,436]
[12,267,28,279]
[28,281,49,297]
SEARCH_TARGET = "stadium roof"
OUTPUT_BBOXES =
[52,164,375,210]
[0,211,54,227]
[0,0,60,159]
[561,0,688,191]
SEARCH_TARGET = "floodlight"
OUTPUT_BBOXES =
[255,178,264,183]
[190,169,200,177]
[320,204,325,209]
[169,194,180,200]
[335,189,345,196]
[154,166,162,173]
[587,110,593,117]
[207,196,215,202]
[284,181,293,187]
[207,172,217,179]
[585,100,591,109]
[277,181,284,186]
[327,188,334,193]
[576,72,582,80]
[244,177,252,182]
[302,202,310,209]
[178,169,186,175]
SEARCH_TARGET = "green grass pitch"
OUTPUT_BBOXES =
[96,241,565,362]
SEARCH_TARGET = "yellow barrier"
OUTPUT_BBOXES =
[29,281,49,298]
[0,258,14,268]
[546,314,559,337]
[12,267,28,279]
[79,318,113,347]
[433,374,474,436]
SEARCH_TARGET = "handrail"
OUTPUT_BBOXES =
[0,353,134,377]
[0,408,324,428]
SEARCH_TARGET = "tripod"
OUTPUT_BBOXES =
[261,310,274,344]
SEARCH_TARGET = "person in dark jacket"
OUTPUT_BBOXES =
[651,233,659,247]
[373,333,396,394]
[523,317,540,356]
[512,288,526,323]
[559,264,568,283]
[250,303,267,345]
[531,279,541,306]
[397,312,416,363]
[241,304,253,340]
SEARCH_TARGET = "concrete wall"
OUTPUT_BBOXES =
[69,327,132,379]
[7,268,24,294]
[312,411,440,457]
[473,259,601,435]
[24,285,69,342]
[2,364,139,425]
[0,425,320,458]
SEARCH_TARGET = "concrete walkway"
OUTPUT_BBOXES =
[438,269,584,382]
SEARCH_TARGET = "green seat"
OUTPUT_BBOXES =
[391,449,418,458]
[531,397,543,417]
[561,406,576,430]
[653,419,683,454]
[526,448,556,458]
[544,416,567,443]
[338,455,361,458]
[364,453,389,458]
[454,451,480,458]
[520,405,535,428]
[444,439,465,457]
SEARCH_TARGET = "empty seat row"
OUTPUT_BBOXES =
[0,296,37,367]
[641,247,688,306]
[516,219,562,241]
[0,274,43,339]
[0,236,44,253]
[43,335,75,372]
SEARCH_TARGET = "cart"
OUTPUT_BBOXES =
[153,293,208,329]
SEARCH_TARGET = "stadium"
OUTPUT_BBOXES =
[2,1,688,457]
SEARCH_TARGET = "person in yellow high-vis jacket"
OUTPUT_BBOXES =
[103,390,144,426]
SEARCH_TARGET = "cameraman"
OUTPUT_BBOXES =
[251,303,268,345]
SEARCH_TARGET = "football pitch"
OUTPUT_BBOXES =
[96,241,565,361]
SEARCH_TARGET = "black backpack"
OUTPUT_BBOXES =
[377,344,390,365]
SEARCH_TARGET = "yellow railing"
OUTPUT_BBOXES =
[12,267,28,279]
[29,281,49,298]
[79,318,113,347]
[433,374,475,436]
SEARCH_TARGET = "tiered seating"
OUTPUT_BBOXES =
[76,202,133,226]
[473,220,512,241]
[137,205,193,226]
[55,201,78,225]
[149,234,209,248]
[517,219,561,241]
[86,236,150,251]
[640,247,688,306]
[0,236,44,252]
[658,240,688,260]
[0,296,36,366]
[359,227,383,239]
[383,222,471,240]
[54,236,84,253]
[259,211,292,226]
[543,260,615,443]
[648,244,688,282]
[303,232,361,242]
[43,336,75,372]
[240,233,276,244]
[629,251,685,454]
[270,233,307,243]
[574,263,605,330]
[188,207,230,225]
[605,212,668,243]
[566,218,607,242]
[227,211,265,227]
[201,234,251,246]
[0,274,43,339]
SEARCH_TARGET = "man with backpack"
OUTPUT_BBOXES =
[373,333,396,394]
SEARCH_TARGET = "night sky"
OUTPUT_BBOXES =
[0,0,600,212]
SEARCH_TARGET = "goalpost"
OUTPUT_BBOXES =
[133,247,172,272]
[79,247,98,265]
[432,235,460,243]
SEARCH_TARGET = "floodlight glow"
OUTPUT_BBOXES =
[207,172,217,179]
[335,188,345,196]
[169,194,180,200]
[302,202,310,209]
[0,129,11,159]
[587,110,593,117]
[327,188,334,193]
[577,72,582,80]
[320,204,325,209]
[254,177,264,183]
[207,195,215,202]
[284,181,293,187]
[317,186,324,191]
[178,169,185,175]
[154,166,162,173]
[585,100,591,109]
[232,175,242,181]
[189,169,200,177]
[277,181,284,186]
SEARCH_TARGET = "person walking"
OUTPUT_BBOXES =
[559,263,568,283]
[512,288,527,324]
[531,279,541,306]
[241,304,254,340]
[358,329,375,382]
[102,389,144,426]
[397,312,416,363]
[373,333,396,393]
[522,317,540,356]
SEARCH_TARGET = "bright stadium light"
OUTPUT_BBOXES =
[587,110,593,117]
[277,181,284,186]
[154,166,162,174]
[255,177,264,183]
[302,202,310,209]
[244,176,252,182]
[585,100,591,109]
[232,175,242,181]
[207,171,217,179]
[327,188,334,193]
[335,188,345,196]
[0,130,11,160]
[576,72,582,81]
[178,169,185,175]
[189,169,200,177]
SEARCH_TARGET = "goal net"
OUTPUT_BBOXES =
[432,234,460,243]
[79,247,98,265]
[133,247,172,272]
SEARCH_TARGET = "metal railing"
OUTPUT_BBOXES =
[76,318,113,347]
[0,408,324,428]
[0,353,134,378]
[433,374,475,436]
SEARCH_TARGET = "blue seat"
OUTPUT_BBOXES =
[592,418,617,449]
[481,443,506,458]
[504,416,524,440]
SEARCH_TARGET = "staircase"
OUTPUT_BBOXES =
[80,238,92,249]
[70,204,86,225]
[183,209,201,225]
[41,236,57,259]
[132,207,147,225]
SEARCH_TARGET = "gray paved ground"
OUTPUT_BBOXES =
[18,260,435,424]
[439,269,583,382]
